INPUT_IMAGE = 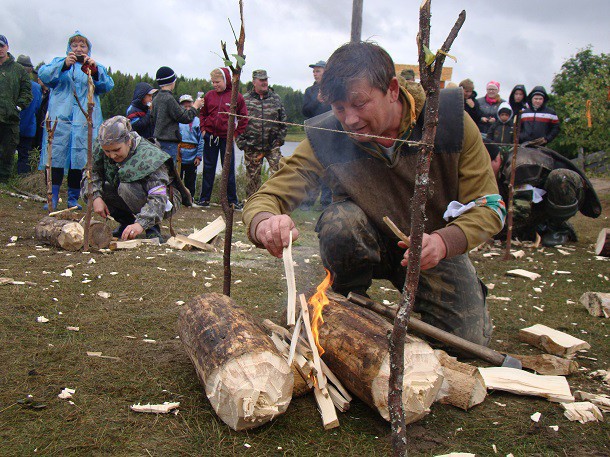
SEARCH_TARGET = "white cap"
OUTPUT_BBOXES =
[179,94,194,103]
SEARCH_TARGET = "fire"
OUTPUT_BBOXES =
[309,269,333,356]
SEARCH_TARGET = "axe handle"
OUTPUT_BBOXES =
[347,292,506,366]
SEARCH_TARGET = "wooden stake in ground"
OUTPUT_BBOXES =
[350,0,363,42]
[177,293,293,431]
[388,3,465,455]
[219,1,246,296]
[503,113,522,259]
[73,71,96,251]
[44,115,58,213]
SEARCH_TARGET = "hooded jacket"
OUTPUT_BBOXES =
[519,86,560,144]
[463,89,481,127]
[199,67,248,138]
[0,52,33,125]
[19,80,42,137]
[37,31,114,171]
[487,102,515,145]
[126,82,155,139]
[509,84,528,115]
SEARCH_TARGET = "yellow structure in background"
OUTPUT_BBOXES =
[395,64,453,88]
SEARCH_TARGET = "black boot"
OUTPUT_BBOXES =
[541,221,577,247]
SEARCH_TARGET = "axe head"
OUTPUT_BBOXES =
[501,354,522,369]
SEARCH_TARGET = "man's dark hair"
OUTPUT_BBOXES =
[319,41,396,104]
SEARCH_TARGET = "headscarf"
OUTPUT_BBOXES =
[98,116,132,146]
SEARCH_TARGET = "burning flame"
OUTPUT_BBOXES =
[309,269,333,356]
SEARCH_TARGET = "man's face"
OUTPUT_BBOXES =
[102,141,131,163]
[70,38,89,56]
[253,77,269,94]
[212,76,226,93]
[513,90,524,103]
[0,42,8,62]
[331,77,400,144]
[462,88,473,99]
[313,66,324,84]
[531,95,544,109]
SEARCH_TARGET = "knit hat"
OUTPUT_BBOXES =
[309,60,326,68]
[98,116,133,146]
[17,55,33,67]
[0,35,8,47]
[156,66,177,86]
[179,94,194,104]
[529,88,546,98]
[487,81,500,91]
[459,78,474,91]
[252,69,268,80]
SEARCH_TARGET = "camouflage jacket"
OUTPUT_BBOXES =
[236,88,287,151]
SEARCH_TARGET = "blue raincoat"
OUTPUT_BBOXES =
[38,31,114,171]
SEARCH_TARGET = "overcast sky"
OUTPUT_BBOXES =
[4,0,609,97]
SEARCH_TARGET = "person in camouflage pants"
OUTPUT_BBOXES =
[487,142,601,246]
[316,200,492,346]
[236,69,287,198]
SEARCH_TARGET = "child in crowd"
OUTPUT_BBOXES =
[487,102,514,145]
[126,82,157,140]
[509,84,528,115]
[197,67,248,209]
[177,94,203,199]
[151,66,203,163]
[459,78,481,128]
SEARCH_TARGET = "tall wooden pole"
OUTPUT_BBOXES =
[44,115,58,213]
[219,0,246,296]
[388,2,465,455]
[503,112,521,259]
[82,72,95,251]
[351,0,364,42]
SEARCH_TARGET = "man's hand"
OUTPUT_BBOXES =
[399,232,447,271]
[121,223,144,241]
[255,215,299,258]
[93,197,110,218]
[465,98,475,108]
[194,157,201,167]
[193,98,204,110]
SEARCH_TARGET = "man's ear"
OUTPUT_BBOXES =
[388,77,400,102]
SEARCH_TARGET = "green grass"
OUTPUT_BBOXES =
[0,179,608,456]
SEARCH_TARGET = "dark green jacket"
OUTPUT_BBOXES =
[0,53,33,124]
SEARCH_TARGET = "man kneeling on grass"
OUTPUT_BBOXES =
[81,115,191,241]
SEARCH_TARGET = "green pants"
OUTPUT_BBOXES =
[316,199,492,346]
[0,123,19,183]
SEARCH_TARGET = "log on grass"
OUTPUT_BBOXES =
[595,228,610,257]
[87,220,113,249]
[35,216,84,251]
[510,353,579,376]
[177,293,292,431]
[314,294,443,423]
[579,292,610,318]
[434,350,486,410]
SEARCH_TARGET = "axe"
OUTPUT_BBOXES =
[347,292,522,369]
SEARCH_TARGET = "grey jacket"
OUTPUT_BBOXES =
[151,90,198,142]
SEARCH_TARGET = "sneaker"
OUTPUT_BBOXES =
[197,200,210,207]
[233,202,244,211]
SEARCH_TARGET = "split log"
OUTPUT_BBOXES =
[165,236,190,250]
[109,238,160,250]
[266,328,312,398]
[561,401,603,423]
[595,228,610,257]
[188,216,226,244]
[478,367,574,402]
[177,293,292,431]
[35,216,84,251]
[174,234,215,251]
[313,294,443,423]
[574,390,610,412]
[519,324,590,358]
[579,292,610,318]
[87,220,112,249]
[510,353,579,376]
[506,269,541,280]
[434,350,486,411]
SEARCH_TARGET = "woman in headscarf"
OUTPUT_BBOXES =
[38,31,114,210]
[82,116,191,241]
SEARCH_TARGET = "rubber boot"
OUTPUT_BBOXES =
[67,187,83,210]
[42,185,60,211]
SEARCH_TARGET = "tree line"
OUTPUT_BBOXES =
[98,70,306,133]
